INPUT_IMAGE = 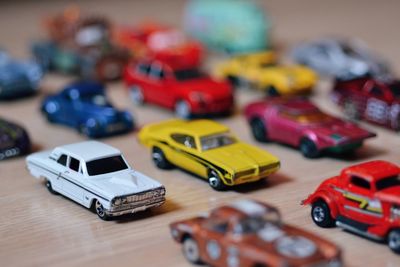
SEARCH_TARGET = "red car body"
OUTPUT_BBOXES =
[124,59,234,118]
[115,23,203,68]
[331,77,400,130]
[244,98,376,158]
[302,160,400,254]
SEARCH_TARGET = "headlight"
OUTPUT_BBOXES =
[159,187,166,195]
[113,197,122,206]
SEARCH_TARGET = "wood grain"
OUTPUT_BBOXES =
[1,1,400,266]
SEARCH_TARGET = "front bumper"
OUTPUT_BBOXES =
[106,197,166,217]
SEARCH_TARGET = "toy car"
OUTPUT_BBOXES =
[331,77,400,131]
[114,22,203,68]
[41,80,134,138]
[124,59,234,118]
[184,0,270,53]
[214,51,317,96]
[26,141,166,220]
[138,119,280,190]
[244,98,376,158]
[302,160,400,254]
[32,7,129,81]
[0,49,42,99]
[0,118,31,160]
[170,199,342,267]
[291,38,392,80]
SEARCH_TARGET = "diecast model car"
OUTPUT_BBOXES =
[0,49,43,99]
[302,160,400,254]
[170,199,342,267]
[331,77,400,131]
[26,141,166,220]
[291,38,391,80]
[32,8,129,81]
[214,51,317,96]
[244,98,376,158]
[41,81,134,138]
[138,119,280,190]
[0,118,31,160]
[124,59,234,119]
[114,22,203,68]
[184,0,270,53]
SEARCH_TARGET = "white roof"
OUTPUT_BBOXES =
[56,141,121,162]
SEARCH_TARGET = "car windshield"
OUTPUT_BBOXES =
[200,132,236,151]
[86,155,128,176]
[237,212,282,234]
[281,109,333,124]
[376,176,400,191]
[81,94,112,107]
[174,68,205,81]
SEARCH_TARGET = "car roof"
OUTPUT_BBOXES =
[62,80,105,96]
[171,119,229,137]
[56,141,121,162]
[342,160,400,182]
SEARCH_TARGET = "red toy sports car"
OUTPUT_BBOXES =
[302,160,400,254]
[331,77,400,130]
[124,59,234,118]
[244,98,376,158]
[115,22,203,68]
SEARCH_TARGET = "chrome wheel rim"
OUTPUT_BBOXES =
[175,101,190,119]
[183,239,199,262]
[389,231,400,250]
[313,206,325,222]
[95,201,105,218]
[152,151,162,164]
[129,86,144,104]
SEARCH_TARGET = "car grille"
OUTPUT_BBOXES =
[234,169,255,179]
[234,162,280,179]
[259,162,280,173]
[111,187,165,212]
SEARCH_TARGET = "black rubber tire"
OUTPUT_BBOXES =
[300,138,320,158]
[94,200,110,221]
[152,147,173,169]
[311,200,335,228]
[45,179,58,195]
[227,75,240,89]
[208,169,226,191]
[250,118,269,142]
[388,229,400,254]
[265,86,280,97]
[182,236,202,264]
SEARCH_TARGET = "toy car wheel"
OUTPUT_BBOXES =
[311,200,335,228]
[79,124,91,137]
[97,58,123,81]
[208,169,226,191]
[388,229,400,253]
[265,86,280,97]
[175,100,191,119]
[250,118,269,142]
[95,200,110,221]
[344,100,360,120]
[300,138,320,158]
[152,147,173,169]
[129,85,145,105]
[45,179,58,195]
[182,237,202,264]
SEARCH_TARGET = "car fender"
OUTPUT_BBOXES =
[303,189,339,219]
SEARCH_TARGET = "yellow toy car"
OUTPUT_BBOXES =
[214,51,317,96]
[138,119,280,190]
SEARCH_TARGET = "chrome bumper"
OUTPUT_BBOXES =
[106,198,166,217]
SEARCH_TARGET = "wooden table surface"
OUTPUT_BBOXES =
[1,1,400,266]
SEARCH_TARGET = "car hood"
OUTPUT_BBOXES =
[375,186,400,203]
[175,77,232,98]
[87,170,163,198]
[202,142,279,172]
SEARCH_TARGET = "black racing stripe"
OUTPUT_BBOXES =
[28,161,110,202]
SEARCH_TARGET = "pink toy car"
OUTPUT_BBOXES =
[244,98,376,158]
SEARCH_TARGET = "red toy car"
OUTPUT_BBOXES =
[331,77,400,130]
[244,98,376,158]
[124,59,234,118]
[302,160,400,254]
[115,22,203,68]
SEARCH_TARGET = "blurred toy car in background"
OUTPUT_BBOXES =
[302,160,400,254]
[115,22,203,68]
[0,49,42,99]
[184,0,270,53]
[291,38,392,80]
[124,59,234,118]
[138,119,280,190]
[170,199,342,266]
[32,7,129,81]
[244,98,376,158]
[0,118,31,160]
[26,141,166,220]
[331,77,400,130]
[214,51,317,96]
[41,81,134,138]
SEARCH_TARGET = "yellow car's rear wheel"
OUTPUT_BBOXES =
[152,147,173,169]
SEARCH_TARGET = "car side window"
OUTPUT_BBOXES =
[69,157,80,172]
[57,154,68,166]
[205,219,229,234]
[149,64,165,80]
[171,134,197,149]
[370,86,384,97]
[350,175,371,190]
[136,63,151,75]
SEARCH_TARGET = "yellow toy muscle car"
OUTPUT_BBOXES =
[214,51,317,96]
[138,119,280,190]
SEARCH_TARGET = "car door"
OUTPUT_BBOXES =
[147,62,175,107]
[52,153,68,193]
[61,156,85,204]
[268,109,302,146]
[363,81,392,125]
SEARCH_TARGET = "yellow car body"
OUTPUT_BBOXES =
[138,119,280,189]
[214,51,317,96]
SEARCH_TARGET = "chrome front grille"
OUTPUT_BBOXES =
[111,187,166,212]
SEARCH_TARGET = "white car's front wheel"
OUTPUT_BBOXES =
[95,200,110,221]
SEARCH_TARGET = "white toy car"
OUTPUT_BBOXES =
[26,141,166,220]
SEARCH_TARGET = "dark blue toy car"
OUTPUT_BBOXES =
[41,81,134,138]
